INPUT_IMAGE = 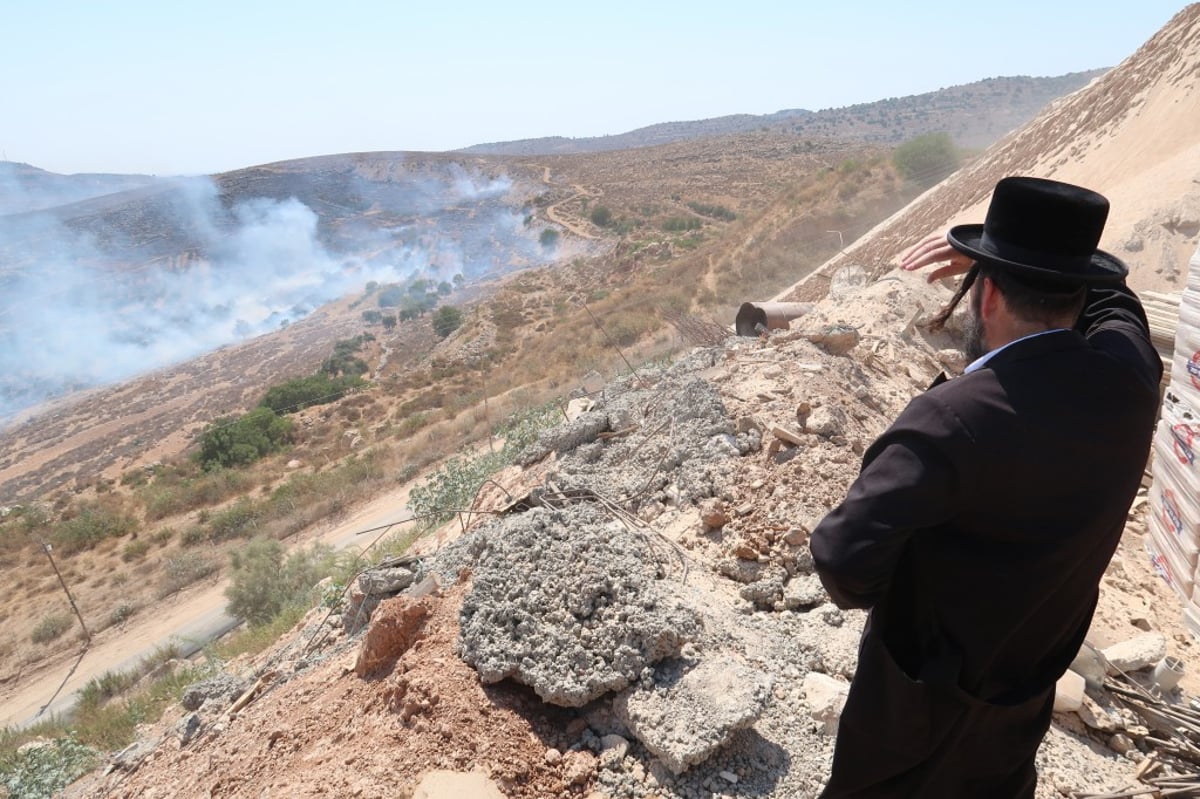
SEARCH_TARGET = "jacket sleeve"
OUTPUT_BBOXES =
[809,394,967,610]
[1076,283,1162,393]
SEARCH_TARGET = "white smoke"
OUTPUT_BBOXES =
[0,167,561,419]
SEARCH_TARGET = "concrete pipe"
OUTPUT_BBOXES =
[735,302,814,337]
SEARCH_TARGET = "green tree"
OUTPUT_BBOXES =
[259,374,362,414]
[892,132,960,186]
[539,228,560,248]
[432,305,464,338]
[590,206,612,227]
[377,285,404,307]
[196,408,293,470]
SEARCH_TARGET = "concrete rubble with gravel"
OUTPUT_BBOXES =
[71,269,1198,799]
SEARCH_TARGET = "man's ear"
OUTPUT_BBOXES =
[979,276,1005,322]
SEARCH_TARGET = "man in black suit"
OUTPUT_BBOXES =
[810,177,1162,798]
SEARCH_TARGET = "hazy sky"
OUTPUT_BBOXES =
[2,1,1189,176]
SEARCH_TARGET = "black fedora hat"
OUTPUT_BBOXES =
[947,176,1127,285]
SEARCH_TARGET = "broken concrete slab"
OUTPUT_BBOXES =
[1054,669,1085,713]
[517,410,610,466]
[739,577,784,609]
[457,504,700,707]
[1069,643,1108,690]
[613,657,773,774]
[783,574,828,610]
[358,566,417,596]
[1102,632,1167,674]
[803,671,849,735]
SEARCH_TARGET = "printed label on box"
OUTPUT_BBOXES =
[1163,487,1185,536]
[1173,423,1199,466]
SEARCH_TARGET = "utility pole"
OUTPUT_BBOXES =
[41,542,91,645]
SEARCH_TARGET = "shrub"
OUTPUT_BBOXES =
[662,216,702,232]
[138,479,184,515]
[685,202,736,221]
[196,407,293,470]
[893,132,960,186]
[1,734,97,799]
[119,468,149,488]
[224,538,339,625]
[432,306,464,339]
[180,526,207,547]
[30,611,73,644]
[407,401,560,530]
[77,670,139,712]
[321,336,373,378]
[158,552,218,597]
[121,539,150,562]
[590,206,612,227]
[259,374,362,414]
[539,228,560,248]
[109,602,136,626]
[205,497,262,542]
[51,501,138,554]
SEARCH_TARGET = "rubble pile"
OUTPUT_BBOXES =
[67,270,1200,799]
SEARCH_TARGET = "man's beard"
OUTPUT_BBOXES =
[963,284,988,362]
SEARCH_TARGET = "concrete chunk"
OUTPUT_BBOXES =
[1102,633,1167,674]
[458,505,700,706]
[614,657,773,774]
[803,672,849,735]
[1053,669,1085,713]
[412,771,505,799]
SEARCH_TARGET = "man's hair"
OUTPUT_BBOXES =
[978,263,1087,327]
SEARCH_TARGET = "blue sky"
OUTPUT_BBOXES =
[1,1,1188,176]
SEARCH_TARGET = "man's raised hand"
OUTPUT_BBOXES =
[900,233,975,283]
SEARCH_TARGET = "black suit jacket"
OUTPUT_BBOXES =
[812,282,1161,702]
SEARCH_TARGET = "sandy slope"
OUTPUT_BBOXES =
[777,5,1200,303]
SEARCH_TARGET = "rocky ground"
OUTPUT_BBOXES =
[62,266,1199,799]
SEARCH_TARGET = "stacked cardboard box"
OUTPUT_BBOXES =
[1146,246,1200,634]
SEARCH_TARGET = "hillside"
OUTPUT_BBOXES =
[462,72,1104,156]
[778,6,1200,302]
[2,13,1198,796]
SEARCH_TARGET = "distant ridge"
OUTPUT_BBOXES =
[0,161,158,216]
[460,71,1105,156]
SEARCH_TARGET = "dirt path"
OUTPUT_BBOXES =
[0,482,418,729]
[539,167,601,241]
